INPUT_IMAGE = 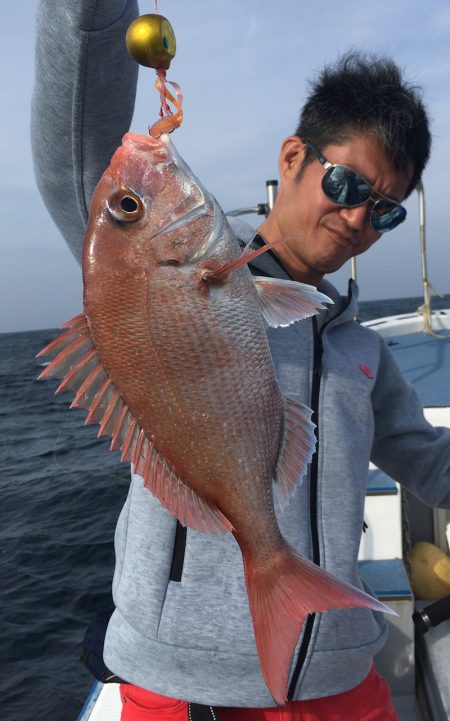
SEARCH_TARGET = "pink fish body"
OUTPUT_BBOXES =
[39,133,391,704]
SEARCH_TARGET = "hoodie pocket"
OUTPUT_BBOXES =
[157,529,256,654]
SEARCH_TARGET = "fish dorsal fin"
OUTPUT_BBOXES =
[273,395,316,507]
[37,315,233,535]
[254,277,332,328]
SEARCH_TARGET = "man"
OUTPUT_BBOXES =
[33,2,450,720]
[258,57,427,283]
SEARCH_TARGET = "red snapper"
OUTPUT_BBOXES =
[38,133,391,704]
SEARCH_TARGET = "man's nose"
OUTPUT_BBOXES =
[338,204,369,231]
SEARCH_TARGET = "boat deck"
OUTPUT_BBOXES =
[387,329,450,407]
[363,310,450,400]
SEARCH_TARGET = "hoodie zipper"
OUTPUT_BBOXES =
[287,282,354,700]
[287,316,323,700]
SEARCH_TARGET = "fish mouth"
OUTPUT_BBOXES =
[122,132,169,155]
[120,132,225,262]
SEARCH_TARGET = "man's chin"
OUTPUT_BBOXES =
[314,254,352,277]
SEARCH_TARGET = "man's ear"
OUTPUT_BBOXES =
[278,136,307,182]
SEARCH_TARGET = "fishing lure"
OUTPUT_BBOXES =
[126,12,183,137]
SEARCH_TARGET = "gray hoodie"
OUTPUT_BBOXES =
[32,0,450,707]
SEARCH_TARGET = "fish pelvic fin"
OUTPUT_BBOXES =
[37,314,233,535]
[254,277,332,328]
[273,396,316,507]
[243,544,394,706]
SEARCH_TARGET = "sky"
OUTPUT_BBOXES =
[3,0,450,333]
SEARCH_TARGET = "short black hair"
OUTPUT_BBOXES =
[296,51,431,197]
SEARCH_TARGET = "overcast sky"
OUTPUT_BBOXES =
[2,0,450,333]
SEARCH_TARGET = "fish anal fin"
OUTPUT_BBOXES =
[274,396,316,506]
[254,277,332,328]
[244,544,395,705]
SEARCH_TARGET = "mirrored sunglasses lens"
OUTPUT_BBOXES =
[371,201,406,233]
[323,166,370,206]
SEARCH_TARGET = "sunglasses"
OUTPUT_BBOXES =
[303,139,407,233]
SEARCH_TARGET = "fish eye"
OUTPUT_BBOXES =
[107,189,144,223]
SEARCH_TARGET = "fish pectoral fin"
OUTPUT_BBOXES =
[273,396,316,506]
[254,277,332,328]
[37,314,233,536]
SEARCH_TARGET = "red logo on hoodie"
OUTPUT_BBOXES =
[359,364,374,380]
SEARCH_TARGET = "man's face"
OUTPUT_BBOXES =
[260,132,413,285]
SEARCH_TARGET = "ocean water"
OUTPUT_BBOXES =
[2,294,450,721]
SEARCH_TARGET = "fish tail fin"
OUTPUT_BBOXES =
[243,544,393,706]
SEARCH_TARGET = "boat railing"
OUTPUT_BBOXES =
[416,182,450,338]
[226,180,278,218]
[354,182,450,338]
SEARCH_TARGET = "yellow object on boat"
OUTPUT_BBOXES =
[409,541,450,600]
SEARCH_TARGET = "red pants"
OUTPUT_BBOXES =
[119,665,398,720]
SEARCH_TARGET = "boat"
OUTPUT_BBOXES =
[76,183,450,721]
[358,295,450,721]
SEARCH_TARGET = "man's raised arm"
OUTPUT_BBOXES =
[31,0,139,263]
